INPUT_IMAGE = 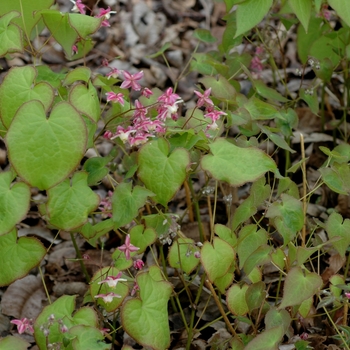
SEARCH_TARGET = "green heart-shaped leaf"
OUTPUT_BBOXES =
[69,325,111,350]
[226,283,249,315]
[46,172,100,230]
[90,267,129,313]
[265,307,291,333]
[168,238,200,274]
[6,100,87,190]
[138,138,190,206]
[244,326,284,350]
[41,10,102,60]
[0,12,23,57]
[0,66,54,129]
[279,267,322,309]
[201,237,235,282]
[0,0,54,37]
[0,170,30,236]
[112,182,154,228]
[237,225,268,269]
[129,225,157,253]
[0,336,30,350]
[0,229,46,286]
[121,267,172,350]
[325,212,350,258]
[34,295,105,349]
[69,82,100,122]
[266,194,304,246]
[201,138,276,187]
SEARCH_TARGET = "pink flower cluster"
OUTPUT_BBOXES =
[250,46,265,74]
[70,1,116,27]
[104,85,183,147]
[98,190,113,218]
[194,88,226,131]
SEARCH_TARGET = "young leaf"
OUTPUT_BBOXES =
[6,100,87,190]
[325,212,350,258]
[232,177,271,230]
[279,267,322,309]
[168,238,200,274]
[227,283,249,315]
[235,0,273,38]
[121,267,173,350]
[266,193,304,245]
[112,182,154,228]
[138,138,189,207]
[46,172,100,230]
[0,170,30,236]
[0,229,46,286]
[245,282,266,312]
[201,237,235,282]
[83,156,112,186]
[289,0,312,32]
[320,163,350,195]
[0,66,54,129]
[201,138,276,187]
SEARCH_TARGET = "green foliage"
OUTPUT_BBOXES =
[121,267,172,350]
[2,0,350,348]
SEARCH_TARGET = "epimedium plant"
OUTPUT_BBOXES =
[1,0,350,349]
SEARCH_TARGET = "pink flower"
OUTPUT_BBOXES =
[204,110,227,123]
[60,324,68,333]
[10,318,34,334]
[157,100,183,121]
[141,87,153,98]
[345,292,350,299]
[194,251,200,259]
[98,191,113,218]
[250,56,263,72]
[70,0,86,15]
[120,71,144,91]
[300,332,309,340]
[95,6,116,27]
[98,272,127,288]
[106,91,125,106]
[103,130,114,139]
[118,234,140,260]
[320,4,331,21]
[157,87,181,105]
[133,259,144,270]
[102,58,109,67]
[111,125,135,143]
[106,67,121,79]
[95,292,122,303]
[72,45,78,55]
[194,88,214,108]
